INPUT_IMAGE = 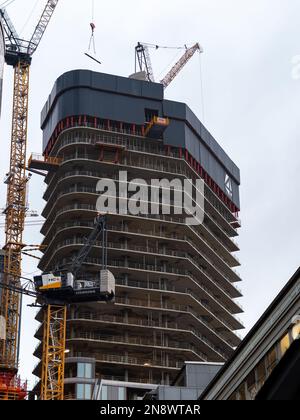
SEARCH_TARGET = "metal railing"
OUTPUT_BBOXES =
[53,129,240,226]
[42,230,243,314]
[41,205,242,299]
[69,332,207,361]
[45,161,239,254]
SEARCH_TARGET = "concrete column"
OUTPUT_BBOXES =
[123,310,129,323]
[124,273,129,286]
[124,256,129,268]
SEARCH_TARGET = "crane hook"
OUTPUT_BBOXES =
[88,22,96,54]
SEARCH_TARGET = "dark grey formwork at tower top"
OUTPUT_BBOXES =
[41,69,241,209]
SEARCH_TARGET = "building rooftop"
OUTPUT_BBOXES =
[41,70,241,208]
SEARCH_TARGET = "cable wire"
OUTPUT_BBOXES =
[19,0,39,36]
[0,0,16,9]
[92,0,95,21]
[157,49,184,80]
[199,52,206,123]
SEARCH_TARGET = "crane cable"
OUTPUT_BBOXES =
[157,49,186,81]
[88,0,96,54]
[19,0,40,36]
[198,52,206,123]
[0,0,16,9]
[141,42,188,51]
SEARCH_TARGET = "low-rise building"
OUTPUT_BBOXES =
[200,267,300,400]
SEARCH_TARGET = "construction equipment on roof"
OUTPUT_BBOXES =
[135,42,156,83]
[133,42,204,88]
[0,0,60,400]
[0,215,115,400]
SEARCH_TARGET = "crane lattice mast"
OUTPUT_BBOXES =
[160,43,203,88]
[0,0,59,381]
[135,42,155,82]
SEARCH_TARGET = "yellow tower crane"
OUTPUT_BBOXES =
[0,1,60,397]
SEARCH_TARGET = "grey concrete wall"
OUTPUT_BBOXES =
[185,363,222,388]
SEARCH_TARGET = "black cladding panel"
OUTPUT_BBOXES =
[41,70,241,209]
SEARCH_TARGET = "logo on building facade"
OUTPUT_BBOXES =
[225,174,233,199]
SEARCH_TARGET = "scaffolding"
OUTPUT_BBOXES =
[0,373,27,400]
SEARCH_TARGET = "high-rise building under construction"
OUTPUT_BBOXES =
[32,70,243,400]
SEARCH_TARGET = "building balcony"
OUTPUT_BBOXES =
[33,352,185,379]
[68,314,234,355]
[40,215,243,312]
[41,202,241,290]
[44,164,240,249]
[39,235,242,305]
[33,333,207,362]
[50,127,239,224]
[42,188,241,277]
[42,160,240,257]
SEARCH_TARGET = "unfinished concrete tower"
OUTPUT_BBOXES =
[32,70,243,400]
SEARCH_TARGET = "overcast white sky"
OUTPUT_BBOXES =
[0,0,299,388]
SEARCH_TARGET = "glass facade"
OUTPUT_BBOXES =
[100,385,126,401]
[76,384,92,400]
[0,22,4,116]
[77,362,92,379]
[75,363,93,400]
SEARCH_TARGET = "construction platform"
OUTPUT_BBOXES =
[0,373,27,400]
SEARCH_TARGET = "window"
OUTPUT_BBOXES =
[85,363,92,379]
[101,385,108,401]
[246,370,257,400]
[76,384,92,400]
[118,387,126,400]
[77,363,93,379]
[280,333,290,357]
[292,323,300,340]
[100,385,126,401]
[236,383,246,400]
[266,347,277,375]
[77,363,84,378]
[256,358,266,387]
